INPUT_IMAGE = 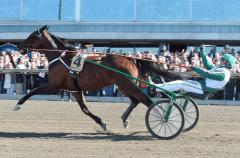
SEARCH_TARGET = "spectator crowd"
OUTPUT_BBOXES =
[0,50,48,95]
[0,50,48,69]
[1,45,240,100]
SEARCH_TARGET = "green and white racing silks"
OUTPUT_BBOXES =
[191,49,231,92]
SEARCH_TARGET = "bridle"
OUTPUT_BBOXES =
[21,30,43,53]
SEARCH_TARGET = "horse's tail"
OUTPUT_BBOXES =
[150,62,183,80]
[135,59,150,77]
[6,52,16,68]
[136,59,182,81]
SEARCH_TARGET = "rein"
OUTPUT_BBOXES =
[30,48,191,76]
[28,48,161,63]
[172,64,190,69]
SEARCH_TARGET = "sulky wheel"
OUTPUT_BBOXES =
[145,100,185,140]
[175,96,199,132]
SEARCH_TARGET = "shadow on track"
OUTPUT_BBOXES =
[0,131,154,141]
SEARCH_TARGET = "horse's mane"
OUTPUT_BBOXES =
[49,33,81,52]
[48,33,66,49]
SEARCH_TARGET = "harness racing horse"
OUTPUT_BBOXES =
[15,25,182,130]
[14,25,157,130]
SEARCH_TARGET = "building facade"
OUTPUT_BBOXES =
[0,0,240,51]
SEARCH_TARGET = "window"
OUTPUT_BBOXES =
[192,0,240,21]
[61,0,76,20]
[80,0,134,21]
[0,0,20,20]
[136,0,190,21]
[22,0,59,20]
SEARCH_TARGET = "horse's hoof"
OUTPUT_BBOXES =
[13,104,21,111]
[101,122,107,131]
[123,120,129,128]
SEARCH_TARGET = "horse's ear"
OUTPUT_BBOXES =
[39,25,48,33]
[37,29,41,34]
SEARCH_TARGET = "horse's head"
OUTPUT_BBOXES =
[19,25,48,52]
[19,25,65,53]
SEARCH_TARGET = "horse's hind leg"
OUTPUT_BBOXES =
[72,92,107,131]
[121,97,139,128]
[117,78,154,128]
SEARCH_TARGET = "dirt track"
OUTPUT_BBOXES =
[0,100,240,158]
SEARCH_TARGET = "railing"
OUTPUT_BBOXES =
[0,68,48,74]
[0,68,239,101]
[3,68,240,78]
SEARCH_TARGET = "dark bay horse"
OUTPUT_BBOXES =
[15,25,182,130]
[14,25,156,130]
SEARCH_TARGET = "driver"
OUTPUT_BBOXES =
[148,45,237,95]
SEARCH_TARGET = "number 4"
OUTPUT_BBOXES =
[73,57,81,67]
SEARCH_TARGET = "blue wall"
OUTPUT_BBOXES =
[0,0,239,21]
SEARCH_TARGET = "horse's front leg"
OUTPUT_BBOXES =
[72,92,107,131]
[13,84,57,111]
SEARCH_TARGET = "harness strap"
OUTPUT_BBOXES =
[48,50,81,93]
[48,58,59,67]
[59,58,71,70]
[48,50,71,70]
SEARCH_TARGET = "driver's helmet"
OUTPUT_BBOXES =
[221,54,237,69]
[224,45,230,50]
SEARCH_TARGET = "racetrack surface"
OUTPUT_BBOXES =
[0,100,240,158]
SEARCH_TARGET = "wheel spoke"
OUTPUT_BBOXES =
[167,120,181,131]
[150,112,163,119]
[164,123,167,136]
[184,105,193,112]
[151,121,162,130]
[185,117,193,125]
[156,105,168,114]
[184,111,196,115]
[168,112,181,119]
[166,122,174,135]
[148,118,163,123]
[153,106,165,116]
[168,119,182,123]
[177,100,186,107]
[156,122,164,135]
[184,114,196,120]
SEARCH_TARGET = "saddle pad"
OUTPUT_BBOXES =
[70,55,85,72]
